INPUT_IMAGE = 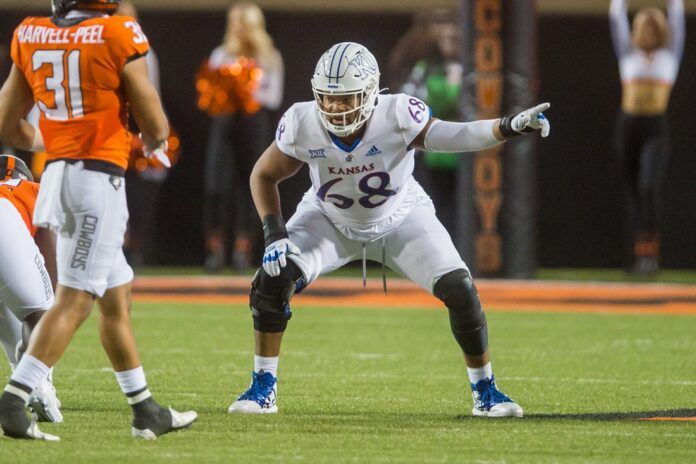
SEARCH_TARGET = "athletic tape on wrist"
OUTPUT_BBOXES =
[498,116,521,138]
[262,214,288,246]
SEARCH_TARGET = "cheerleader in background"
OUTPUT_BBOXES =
[609,0,685,275]
[197,2,284,271]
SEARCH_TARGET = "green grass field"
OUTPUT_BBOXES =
[137,265,696,284]
[1,301,695,463]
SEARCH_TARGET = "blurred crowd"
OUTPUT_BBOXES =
[0,0,686,276]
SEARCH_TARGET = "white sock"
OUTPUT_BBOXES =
[467,362,493,384]
[10,354,51,391]
[115,366,147,394]
[254,355,278,377]
[36,368,55,391]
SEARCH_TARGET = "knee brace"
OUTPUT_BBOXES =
[249,261,306,333]
[433,269,488,356]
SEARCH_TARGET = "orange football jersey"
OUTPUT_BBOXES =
[0,178,40,236]
[11,15,150,170]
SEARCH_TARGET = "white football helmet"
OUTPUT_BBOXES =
[311,42,380,137]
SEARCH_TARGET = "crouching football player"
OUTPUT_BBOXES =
[229,42,550,417]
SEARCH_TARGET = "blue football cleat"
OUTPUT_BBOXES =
[471,376,523,417]
[228,371,278,414]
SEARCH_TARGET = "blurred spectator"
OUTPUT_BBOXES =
[196,2,283,271]
[387,10,452,91]
[393,11,463,234]
[609,0,685,275]
[0,42,8,83]
[117,1,177,267]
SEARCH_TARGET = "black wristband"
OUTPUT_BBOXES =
[498,115,521,138]
[262,214,288,246]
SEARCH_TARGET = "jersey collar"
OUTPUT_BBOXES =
[328,131,362,153]
[326,118,372,153]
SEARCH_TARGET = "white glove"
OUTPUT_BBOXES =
[510,102,551,138]
[140,134,171,168]
[262,238,300,277]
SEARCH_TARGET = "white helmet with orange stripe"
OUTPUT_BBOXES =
[0,155,34,181]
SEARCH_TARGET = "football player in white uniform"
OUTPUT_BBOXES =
[228,42,550,417]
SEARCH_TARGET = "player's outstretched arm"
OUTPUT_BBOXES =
[413,103,550,153]
[251,141,304,276]
[0,65,42,151]
[122,57,169,152]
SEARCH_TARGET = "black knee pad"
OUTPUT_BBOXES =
[249,261,306,333]
[434,269,488,356]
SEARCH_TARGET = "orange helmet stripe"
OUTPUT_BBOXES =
[5,156,15,180]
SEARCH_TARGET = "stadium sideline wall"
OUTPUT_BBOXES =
[0,10,694,269]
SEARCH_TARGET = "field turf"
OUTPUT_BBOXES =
[1,298,694,462]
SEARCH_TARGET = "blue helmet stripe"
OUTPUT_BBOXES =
[334,43,351,83]
[328,43,342,83]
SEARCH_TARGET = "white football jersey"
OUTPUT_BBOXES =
[276,93,431,241]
